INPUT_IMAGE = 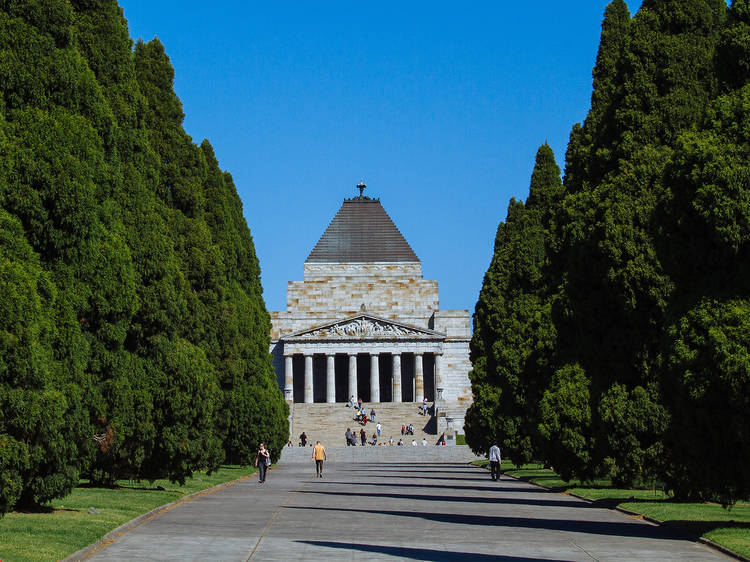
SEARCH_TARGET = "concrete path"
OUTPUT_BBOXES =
[83,462,730,561]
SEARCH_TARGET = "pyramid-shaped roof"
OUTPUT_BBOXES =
[306,196,419,262]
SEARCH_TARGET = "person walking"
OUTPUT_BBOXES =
[376,422,382,439]
[254,443,270,484]
[489,442,502,481]
[299,432,307,447]
[312,441,327,478]
[360,428,366,446]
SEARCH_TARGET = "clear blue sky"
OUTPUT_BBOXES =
[119,1,644,315]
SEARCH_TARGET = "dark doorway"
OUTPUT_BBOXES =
[335,354,349,402]
[356,354,370,402]
[424,353,435,401]
[292,355,305,403]
[379,353,392,402]
[313,355,326,402]
[401,353,414,402]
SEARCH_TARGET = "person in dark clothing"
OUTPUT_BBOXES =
[254,443,270,483]
[299,432,307,447]
[360,428,366,446]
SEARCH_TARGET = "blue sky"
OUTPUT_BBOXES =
[118,1,644,315]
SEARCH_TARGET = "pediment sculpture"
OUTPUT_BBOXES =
[291,316,438,340]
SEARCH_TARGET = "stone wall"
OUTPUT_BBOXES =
[271,262,440,339]
[270,259,474,431]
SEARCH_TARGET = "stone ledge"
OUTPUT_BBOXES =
[279,444,481,464]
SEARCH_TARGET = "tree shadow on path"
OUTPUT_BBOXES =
[296,540,570,561]
[284,505,682,540]
[299,489,587,509]
[317,479,532,494]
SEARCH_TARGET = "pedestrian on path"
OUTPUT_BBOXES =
[360,428,366,446]
[312,441,327,477]
[254,443,270,483]
[489,442,502,481]
[376,422,382,438]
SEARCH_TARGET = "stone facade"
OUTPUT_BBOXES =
[269,193,472,434]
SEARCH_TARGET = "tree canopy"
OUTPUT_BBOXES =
[0,0,287,513]
[468,0,750,505]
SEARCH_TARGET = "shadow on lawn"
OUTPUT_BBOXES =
[77,481,167,491]
[662,520,750,537]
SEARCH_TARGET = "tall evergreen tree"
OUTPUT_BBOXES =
[1,0,288,509]
[546,0,725,484]
[466,144,562,464]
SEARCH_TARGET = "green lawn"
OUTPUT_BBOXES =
[0,465,257,562]
[473,461,750,559]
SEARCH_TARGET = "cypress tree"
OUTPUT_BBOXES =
[200,140,288,463]
[0,0,124,505]
[0,208,79,511]
[466,144,562,464]
[656,0,750,504]
[565,0,631,193]
[548,0,725,484]
[134,38,287,465]
[1,0,288,507]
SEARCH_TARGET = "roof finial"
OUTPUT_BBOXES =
[357,178,366,198]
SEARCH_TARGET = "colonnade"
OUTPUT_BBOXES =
[283,351,442,404]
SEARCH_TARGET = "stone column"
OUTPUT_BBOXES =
[392,353,402,403]
[414,353,424,403]
[304,354,313,403]
[434,353,443,400]
[326,354,335,403]
[348,353,358,401]
[284,354,294,401]
[370,353,380,403]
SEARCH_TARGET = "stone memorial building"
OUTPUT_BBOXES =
[270,183,472,433]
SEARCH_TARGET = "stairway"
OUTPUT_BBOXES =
[289,402,440,448]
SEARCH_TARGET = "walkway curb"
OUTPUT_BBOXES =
[496,467,749,562]
[63,468,266,561]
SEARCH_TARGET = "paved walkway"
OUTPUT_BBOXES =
[83,462,729,561]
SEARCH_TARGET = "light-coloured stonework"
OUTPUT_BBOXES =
[269,197,472,435]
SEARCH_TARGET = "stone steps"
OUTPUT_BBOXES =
[289,402,438,448]
[278,444,481,464]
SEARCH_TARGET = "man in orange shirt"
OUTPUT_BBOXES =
[312,441,327,478]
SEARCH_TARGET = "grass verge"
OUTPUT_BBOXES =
[0,465,257,562]
[473,460,750,559]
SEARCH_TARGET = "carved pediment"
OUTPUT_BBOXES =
[282,314,443,341]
